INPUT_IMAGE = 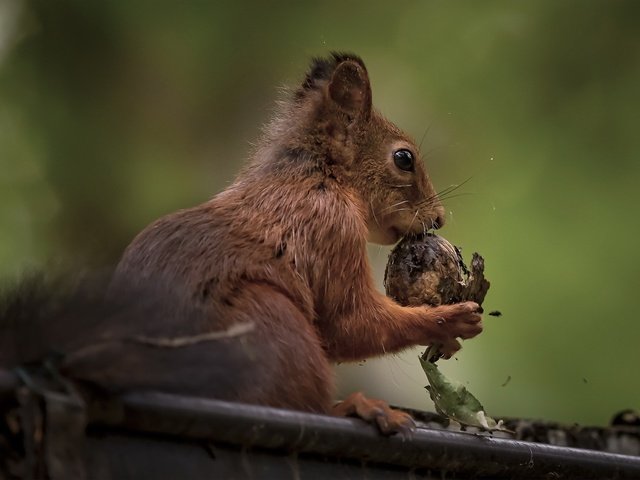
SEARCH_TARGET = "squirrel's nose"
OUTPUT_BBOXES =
[432,207,446,230]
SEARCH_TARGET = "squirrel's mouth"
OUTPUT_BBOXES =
[387,226,407,244]
[389,227,402,239]
[367,224,403,245]
[369,219,429,245]
[389,219,440,242]
[392,223,423,240]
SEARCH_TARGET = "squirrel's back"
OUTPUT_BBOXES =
[115,157,366,326]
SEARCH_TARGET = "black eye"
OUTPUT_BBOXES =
[393,149,414,172]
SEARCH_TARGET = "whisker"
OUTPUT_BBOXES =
[417,176,474,208]
[421,144,448,161]
[370,201,381,228]
[438,192,476,203]
[440,176,473,195]
[417,188,451,208]
[377,200,409,214]
[416,194,442,209]
[405,209,419,236]
[435,180,470,198]
[381,207,412,217]
[418,123,432,150]
[433,176,473,198]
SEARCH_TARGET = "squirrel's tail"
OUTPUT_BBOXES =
[0,271,270,399]
[0,271,114,367]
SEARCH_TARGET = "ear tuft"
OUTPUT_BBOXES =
[296,52,369,102]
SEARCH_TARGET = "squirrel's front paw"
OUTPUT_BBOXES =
[425,301,483,357]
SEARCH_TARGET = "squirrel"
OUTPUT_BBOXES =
[0,53,482,435]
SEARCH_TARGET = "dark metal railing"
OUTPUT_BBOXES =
[1,368,639,479]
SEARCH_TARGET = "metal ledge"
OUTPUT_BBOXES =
[96,391,640,478]
[1,370,640,479]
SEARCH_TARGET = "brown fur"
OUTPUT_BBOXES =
[114,53,482,423]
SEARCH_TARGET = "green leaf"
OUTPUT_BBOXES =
[420,347,509,432]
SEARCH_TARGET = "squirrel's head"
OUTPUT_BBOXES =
[289,53,445,245]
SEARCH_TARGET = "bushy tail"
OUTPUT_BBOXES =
[0,271,269,399]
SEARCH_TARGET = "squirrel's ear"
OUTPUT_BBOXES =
[328,60,372,116]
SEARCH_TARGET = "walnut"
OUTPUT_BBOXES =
[384,233,490,308]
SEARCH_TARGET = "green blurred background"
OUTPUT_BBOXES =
[1,0,638,425]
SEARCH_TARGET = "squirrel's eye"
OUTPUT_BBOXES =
[393,149,414,172]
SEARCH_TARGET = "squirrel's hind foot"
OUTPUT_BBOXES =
[332,391,415,438]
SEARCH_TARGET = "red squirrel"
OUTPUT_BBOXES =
[109,53,483,433]
[0,53,481,434]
